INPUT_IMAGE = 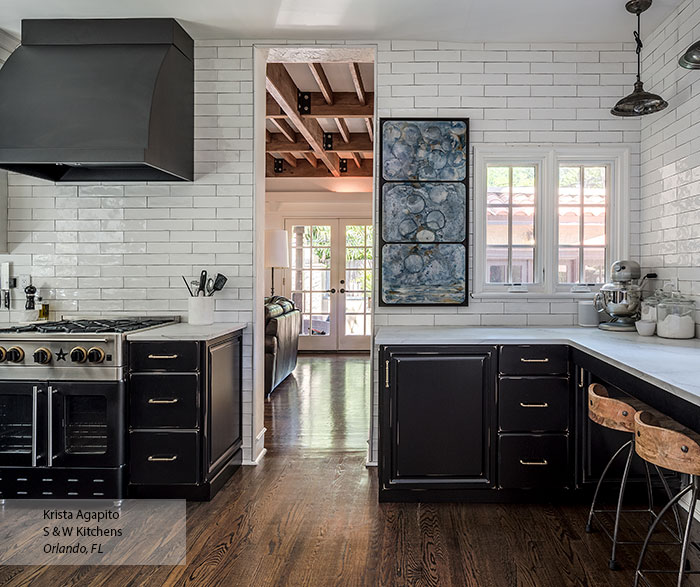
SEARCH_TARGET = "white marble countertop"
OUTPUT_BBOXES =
[375,326,700,407]
[126,322,246,341]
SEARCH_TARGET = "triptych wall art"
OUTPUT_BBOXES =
[379,118,469,306]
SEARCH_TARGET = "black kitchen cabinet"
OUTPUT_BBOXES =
[128,331,242,500]
[379,346,498,501]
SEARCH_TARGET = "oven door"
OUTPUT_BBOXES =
[0,381,47,467]
[48,381,125,468]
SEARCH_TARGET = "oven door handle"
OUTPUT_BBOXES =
[31,386,38,467]
[148,398,179,405]
[147,354,178,360]
[47,386,55,467]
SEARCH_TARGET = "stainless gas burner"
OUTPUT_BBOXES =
[0,316,178,380]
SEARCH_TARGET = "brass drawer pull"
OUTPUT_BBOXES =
[148,398,179,405]
[520,358,549,363]
[147,455,178,462]
[147,354,178,360]
[520,459,548,466]
[519,402,549,408]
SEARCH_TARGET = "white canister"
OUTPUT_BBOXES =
[578,300,600,327]
[188,296,215,325]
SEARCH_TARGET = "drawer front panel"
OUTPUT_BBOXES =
[130,341,199,372]
[499,377,569,432]
[130,373,199,429]
[499,345,568,376]
[499,434,568,489]
[129,431,199,485]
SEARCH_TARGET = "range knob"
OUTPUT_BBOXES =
[0,347,6,362]
[6,346,24,363]
[87,347,106,364]
[70,346,88,363]
[33,347,52,364]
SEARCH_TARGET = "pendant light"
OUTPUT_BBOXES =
[611,0,668,117]
[679,40,700,69]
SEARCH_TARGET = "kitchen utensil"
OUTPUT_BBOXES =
[198,270,207,296]
[635,320,656,336]
[594,260,642,332]
[206,278,215,296]
[211,273,227,295]
[182,275,194,297]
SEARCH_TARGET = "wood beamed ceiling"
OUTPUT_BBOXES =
[266,61,374,178]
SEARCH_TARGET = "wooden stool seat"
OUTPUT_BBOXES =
[588,382,652,433]
[634,411,700,477]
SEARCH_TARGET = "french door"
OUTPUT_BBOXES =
[285,218,373,352]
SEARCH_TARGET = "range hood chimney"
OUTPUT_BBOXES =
[0,19,194,182]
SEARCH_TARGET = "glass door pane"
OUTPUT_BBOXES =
[0,394,32,456]
[64,396,108,455]
[339,221,373,351]
[287,220,339,351]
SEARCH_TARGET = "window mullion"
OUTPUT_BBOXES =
[579,165,584,284]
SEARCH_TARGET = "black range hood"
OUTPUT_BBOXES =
[0,19,194,182]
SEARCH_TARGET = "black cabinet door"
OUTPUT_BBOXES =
[381,346,497,490]
[205,335,242,477]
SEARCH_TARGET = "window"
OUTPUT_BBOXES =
[486,165,537,285]
[557,165,607,285]
[474,147,628,296]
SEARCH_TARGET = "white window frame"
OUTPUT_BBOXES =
[473,146,629,298]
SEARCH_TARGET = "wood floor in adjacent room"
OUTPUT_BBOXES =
[2,354,700,586]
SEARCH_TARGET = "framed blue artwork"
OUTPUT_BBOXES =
[379,118,469,306]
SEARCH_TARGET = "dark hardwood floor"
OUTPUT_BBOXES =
[3,354,700,586]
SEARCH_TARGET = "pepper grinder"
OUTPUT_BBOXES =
[24,284,36,311]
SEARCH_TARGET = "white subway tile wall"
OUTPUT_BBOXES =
[639,0,700,336]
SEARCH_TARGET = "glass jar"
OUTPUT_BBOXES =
[640,291,664,322]
[656,294,696,339]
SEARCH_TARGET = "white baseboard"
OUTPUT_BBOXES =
[243,448,267,466]
[365,460,377,467]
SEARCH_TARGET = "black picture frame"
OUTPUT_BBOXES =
[378,117,470,307]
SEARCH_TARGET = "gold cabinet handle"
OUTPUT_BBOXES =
[147,354,178,359]
[147,455,178,462]
[520,358,549,363]
[519,402,549,408]
[148,398,179,405]
[520,459,548,466]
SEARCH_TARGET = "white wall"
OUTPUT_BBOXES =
[639,0,700,336]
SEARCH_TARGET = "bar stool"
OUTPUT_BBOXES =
[634,410,700,587]
[585,383,680,570]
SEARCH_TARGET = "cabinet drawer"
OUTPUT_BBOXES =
[499,434,569,489]
[499,345,568,376]
[130,373,199,429]
[130,341,199,372]
[499,377,569,432]
[129,431,199,485]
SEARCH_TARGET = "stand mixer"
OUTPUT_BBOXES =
[594,260,642,331]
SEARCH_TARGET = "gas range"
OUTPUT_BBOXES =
[0,317,178,380]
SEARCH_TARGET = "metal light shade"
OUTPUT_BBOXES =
[611,80,668,117]
[680,40,700,68]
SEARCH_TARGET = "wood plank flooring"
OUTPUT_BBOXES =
[2,354,700,586]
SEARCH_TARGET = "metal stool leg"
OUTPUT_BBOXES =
[586,438,633,534]
[677,476,699,587]
[655,464,683,540]
[644,460,654,526]
[609,439,635,570]
[635,482,694,587]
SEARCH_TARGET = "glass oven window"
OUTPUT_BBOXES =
[64,396,108,455]
[0,395,32,455]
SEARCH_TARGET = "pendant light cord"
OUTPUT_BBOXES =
[634,11,642,82]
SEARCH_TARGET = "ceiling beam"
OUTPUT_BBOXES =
[267,157,373,178]
[365,117,374,142]
[267,47,375,64]
[270,152,297,168]
[266,133,373,154]
[266,92,374,119]
[334,118,350,143]
[266,130,272,143]
[266,63,340,177]
[269,118,297,143]
[351,152,362,168]
[349,63,367,106]
[302,152,318,168]
[309,63,333,105]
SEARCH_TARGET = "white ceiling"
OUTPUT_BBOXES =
[0,0,684,42]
